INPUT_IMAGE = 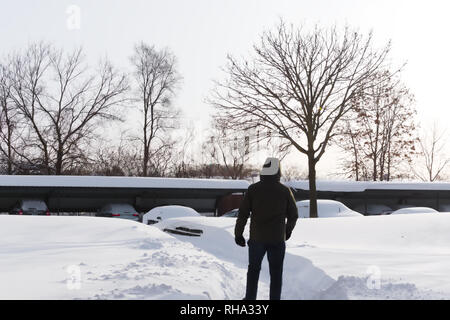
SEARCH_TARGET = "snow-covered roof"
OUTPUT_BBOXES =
[285,180,450,192]
[0,175,250,190]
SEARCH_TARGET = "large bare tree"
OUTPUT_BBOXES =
[130,42,181,177]
[8,42,128,175]
[210,21,391,217]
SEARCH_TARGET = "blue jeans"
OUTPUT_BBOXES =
[245,240,286,300]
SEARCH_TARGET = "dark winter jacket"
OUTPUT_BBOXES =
[234,175,298,244]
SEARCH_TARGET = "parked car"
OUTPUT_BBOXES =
[353,204,393,216]
[9,199,50,216]
[296,200,363,218]
[390,207,438,215]
[143,205,200,225]
[222,208,239,217]
[95,203,140,221]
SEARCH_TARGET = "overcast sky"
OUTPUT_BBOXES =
[1,0,449,177]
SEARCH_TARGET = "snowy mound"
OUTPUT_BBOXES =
[142,205,201,225]
[0,215,336,300]
[2,213,450,299]
[390,207,439,215]
[296,200,363,218]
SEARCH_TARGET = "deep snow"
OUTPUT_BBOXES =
[142,205,200,225]
[296,200,362,218]
[1,214,450,299]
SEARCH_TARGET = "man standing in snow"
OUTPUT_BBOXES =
[234,157,298,300]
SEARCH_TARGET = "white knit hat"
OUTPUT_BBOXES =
[260,157,281,176]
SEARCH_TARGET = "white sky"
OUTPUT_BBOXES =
[1,0,449,177]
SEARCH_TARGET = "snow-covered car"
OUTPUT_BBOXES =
[296,200,363,218]
[9,199,50,216]
[143,205,201,225]
[390,207,438,215]
[222,209,239,217]
[353,204,393,216]
[95,203,140,221]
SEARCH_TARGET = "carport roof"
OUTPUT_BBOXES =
[0,175,250,190]
[285,180,450,192]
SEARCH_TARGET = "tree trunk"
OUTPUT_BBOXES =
[308,152,318,218]
[7,124,12,174]
[55,158,62,175]
[55,141,64,175]
[143,146,148,177]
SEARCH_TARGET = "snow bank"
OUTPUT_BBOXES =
[287,214,450,298]
[296,200,362,218]
[142,205,200,225]
[390,207,438,215]
[155,217,339,299]
[0,215,339,300]
[0,216,242,299]
[290,214,450,252]
[2,213,450,299]
[157,214,450,299]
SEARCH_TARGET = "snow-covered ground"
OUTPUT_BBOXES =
[1,214,450,300]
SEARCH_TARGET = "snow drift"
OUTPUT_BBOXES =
[0,215,335,300]
[1,213,450,299]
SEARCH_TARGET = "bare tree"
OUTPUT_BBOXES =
[92,135,142,176]
[202,123,255,179]
[334,121,368,181]
[0,61,39,174]
[335,70,417,181]
[412,123,450,182]
[210,21,391,217]
[0,63,16,174]
[171,126,200,178]
[8,42,128,175]
[130,42,181,177]
[281,164,308,182]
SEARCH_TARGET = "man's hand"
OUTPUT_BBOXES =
[235,236,246,247]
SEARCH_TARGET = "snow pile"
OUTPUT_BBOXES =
[296,200,362,218]
[156,217,338,300]
[142,205,200,225]
[157,214,450,299]
[0,216,241,299]
[286,214,450,298]
[0,215,335,299]
[2,213,450,300]
[390,207,438,215]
